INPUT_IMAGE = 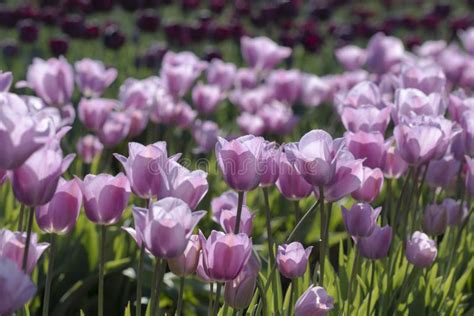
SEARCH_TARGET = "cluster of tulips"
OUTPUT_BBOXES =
[1,29,474,316]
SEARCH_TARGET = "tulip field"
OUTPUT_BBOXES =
[1,1,474,316]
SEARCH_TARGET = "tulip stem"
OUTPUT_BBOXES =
[288,278,298,316]
[262,187,279,313]
[318,186,326,285]
[212,283,222,316]
[150,259,166,316]
[22,207,35,272]
[394,168,413,229]
[401,167,419,247]
[42,234,56,316]
[208,283,214,316]
[234,191,245,234]
[176,277,185,315]
[345,247,360,316]
[367,260,376,316]
[411,163,429,232]
[136,245,145,316]
[98,225,106,316]
[18,204,25,231]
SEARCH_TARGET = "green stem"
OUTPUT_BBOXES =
[411,164,429,231]
[42,234,56,316]
[208,283,214,316]
[317,186,326,285]
[212,283,222,316]
[367,260,376,316]
[385,179,392,226]
[288,278,298,316]
[401,167,419,246]
[18,204,25,231]
[98,225,106,316]
[150,259,166,316]
[176,277,185,315]
[234,192,245,234]
[222,303,229,316]
[394,168,413,228]
[345,247,360,316]
[136,245,145,316]
[22,207,35,272]
[262,187,279,313]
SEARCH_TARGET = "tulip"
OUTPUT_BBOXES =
[192,120,219,154]
[276,242,313,279]
[322,156,364,203]
[215,135,265,192]
[300,74,331,108]
[336,81,383,109]
[460,110,474,157]
[142,198,206,258]
[342,203,381,237]
[103,25,125,50]
[405,231,437,268]
[414,40,446,58]
[0,257,36,315]
[240,36,291,71]
[219,205,254,235]
[49,36,69,56]
[341,106,391,134]
[345,131,388,169]
[392,89,444,123]
[76,135,103,164]
[119,76,160,110]
[436,44,465,84]
[207,59,236,91]
[259,141,280,187]
[267,69,302,104]
[0,168,6,185]
[167,235,201,277]
[0,229,49,274]
[458,27,474,55]
[351,167,384,203]
[357,225,392,259]
[23,57,74,107]
[236,112,265,136]
[425,155,460,188]
[422,204,448,236]
[199,230,252,281]
[399,64,446,95]
[466,156,474,196]
[234,68,258,89]
[295,285,334,316]
[97,111,131,148]
[257,100,298,135]
[210,190,241,222]
[160,52,204,98]
[35,178,82,234]
[78,98,117,131]
[365,32,405,74]
[0,71,12,91]
[75,58,117,97]
[196,253,212,283]
[77,173,131,225]
[382,146,408,179]
[335,45,367,71]
[192,83,222,115]
[276,151,313,201]
[448,90,474,124]
[230,87,271,114]
[442,198,468,226]
[224,254,260,309]
[126,108,149,138]
[122,206,147,247]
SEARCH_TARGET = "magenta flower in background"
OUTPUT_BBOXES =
[77,173,131,225]
[240,36,291,71]
[207,59,236,91]
[365,32,405,74]
[192,83,222,115]
[215,135,265,192]
[295,285,334,316]
[422,204,448,236]
[76,135,103,164]
[335,45,367,71]
[167,234,201,277]
[399,64,446,94]
[267,69,302,104]
[345,131,388,169]
[97,111,131,148]
[357,225,392,259]
[414,40,447,58]
[276,242,313,279]
[466,156,474,196]
[405,231,437,268]
[342,203,381,237]
[78,98,117,131]
[35,178,82,234]
[142,198,206,258]
[341,106,391,134]
[192,120,219,154]
[199,230,252,281]
[382,146,408,179]
[442,198,468,226]
[276,151,313,201]
[0,257,36,315]
[351,167,384,203]
[22,57,74,107]
[0,229,49,274]
[425,155,460,188]
[259,141,280,187]
[75,58,117,97]
[219,205,254,236]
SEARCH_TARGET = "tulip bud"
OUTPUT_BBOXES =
[75,58,117,98]
[276,151,313,201]
[168,235,201,277]
[240,36,291,71]
[351,167,384,203]
[192,83,222,115]
[207,59,236,91]
[259,142,280,187]
[276,242,313,279]
[342,203,381,237]
[442,198,468,226]
[295,285,334,316]
[76,135,103,164]
[357,225,392,260]
[219,206,254,236]
[426,155,460,188]
[345,131,387,169]
[224,254,260,309]
[405,231,437,268]
[422,204,448,236]
[97,111,131,148]
[78,98,116,131]
[335,45,366,71]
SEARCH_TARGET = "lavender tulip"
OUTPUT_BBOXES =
[77,173,131,225]
[337,81,383,109]
[335,45,367,71]
[234,68,258,89]
[259,141,280,187]
[267,69,302,104]
[466,156,474,196]
[460,110,474,156]
[224,254,260,309]
[392,89,444,123]
[0,71,12,92]
[215,135,265,191]
[414,40,446,58]
[142,198,205,258]
[351,167,384,203]
[119,76,160,110]
[192,83,222,115]
[257,101,298,135]
[276,242,313,279]
[276,151,313,201]
[295,285,334,316]
[358,225,392,260]
[0,257,36,315]
[76,135,103,164]
[219,205,254,235]
[300,74,331,108]
[97,111,131,148]
[78,98,116,131]
[399,64,446,94]
[442,198,468,226]
[405,231,437,268]
[382,146,408,179]
[125,108,149,138]
[342,203,381,237]
[448,90,474,123]
[230,87,271,114]
[211,190,241,223]
[237,112,265,136]
[35,178,82,234]
[206,59,236,91]
[75,58,117,97]
[422,204,448,236]
[341,106,391,134]
[199,230,252,281]
[0,229,49,274]
[426,155,460,188]
[345,131,388,169]
[240,36,291,71]
[436,44,465,83]
[167,235,201,277]
[192,120,219,154]
[366,32,405,74]
[458,27,474,55]
[323,157,364,203]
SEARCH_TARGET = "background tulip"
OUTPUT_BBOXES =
[192,83,222,115]
[210,190,240,222]
[276,151,313,200]
[192,120,219,154]
[358,225,392,259]
[75,58,117,97]
[342,203,381,237]
[405,231,437,268]
[76,135,104,164]
[98,112,131,148]
[206,59,236,91]
[224,253,260,309]
[168,235,201,277]
[78,98,116,131]
[442,198,468,226]
[295,285,334,316]
[240,36,291,71]
[426,155,460,188]
[351,167,384,202]
[259,141,280,187]
[466,156,474,196]
[422,204,448,236]
[276,242,313,279]
[219,205,254,235]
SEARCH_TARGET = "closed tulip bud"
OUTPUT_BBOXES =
[234,68,258,89]
[426,155,460,188]
[143,198,206,258]
[215,135,265,192]
[0,71,12,92]
[300,74,331,108]
[237,113,265,136]
[406,231,437,268]
[224,254,260,309]
[337,81,383,109]
[383,146,408,179]
[76,135,103,164]
[295,285,334,316]
[75,58,117,98]
[98,111,131,148]
[168,235,201,277]
[335,45,367,71]
[358,225,392,260]
[77,173,131,225]
[399,64,446,95]
[161,62,201,98]
[192,120,219,154]
[207,59,236,91]
[393,89,444,123]
[0,229,49,274]
[442,198,468,226]
[78,98,117,131]
[35,178,82,234]
[0,257,36,315]
[345,131,388,169]
[341,106,391,134]
[366,32,404,74]
[342,203,381,237]
[259,142,280,187]
[465,156,474,196]
[422,204,448,236]
[276,242,313,279]
[192,83,222,115]
[199,230,252,281]
[240,36,291,71]
[210,190,242,223]
[219,205,254,236]
[276,151,313,201]
[126,108,149,138]
[458,27,474,55]
[267,69,302,104]
[351,167,384,203]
